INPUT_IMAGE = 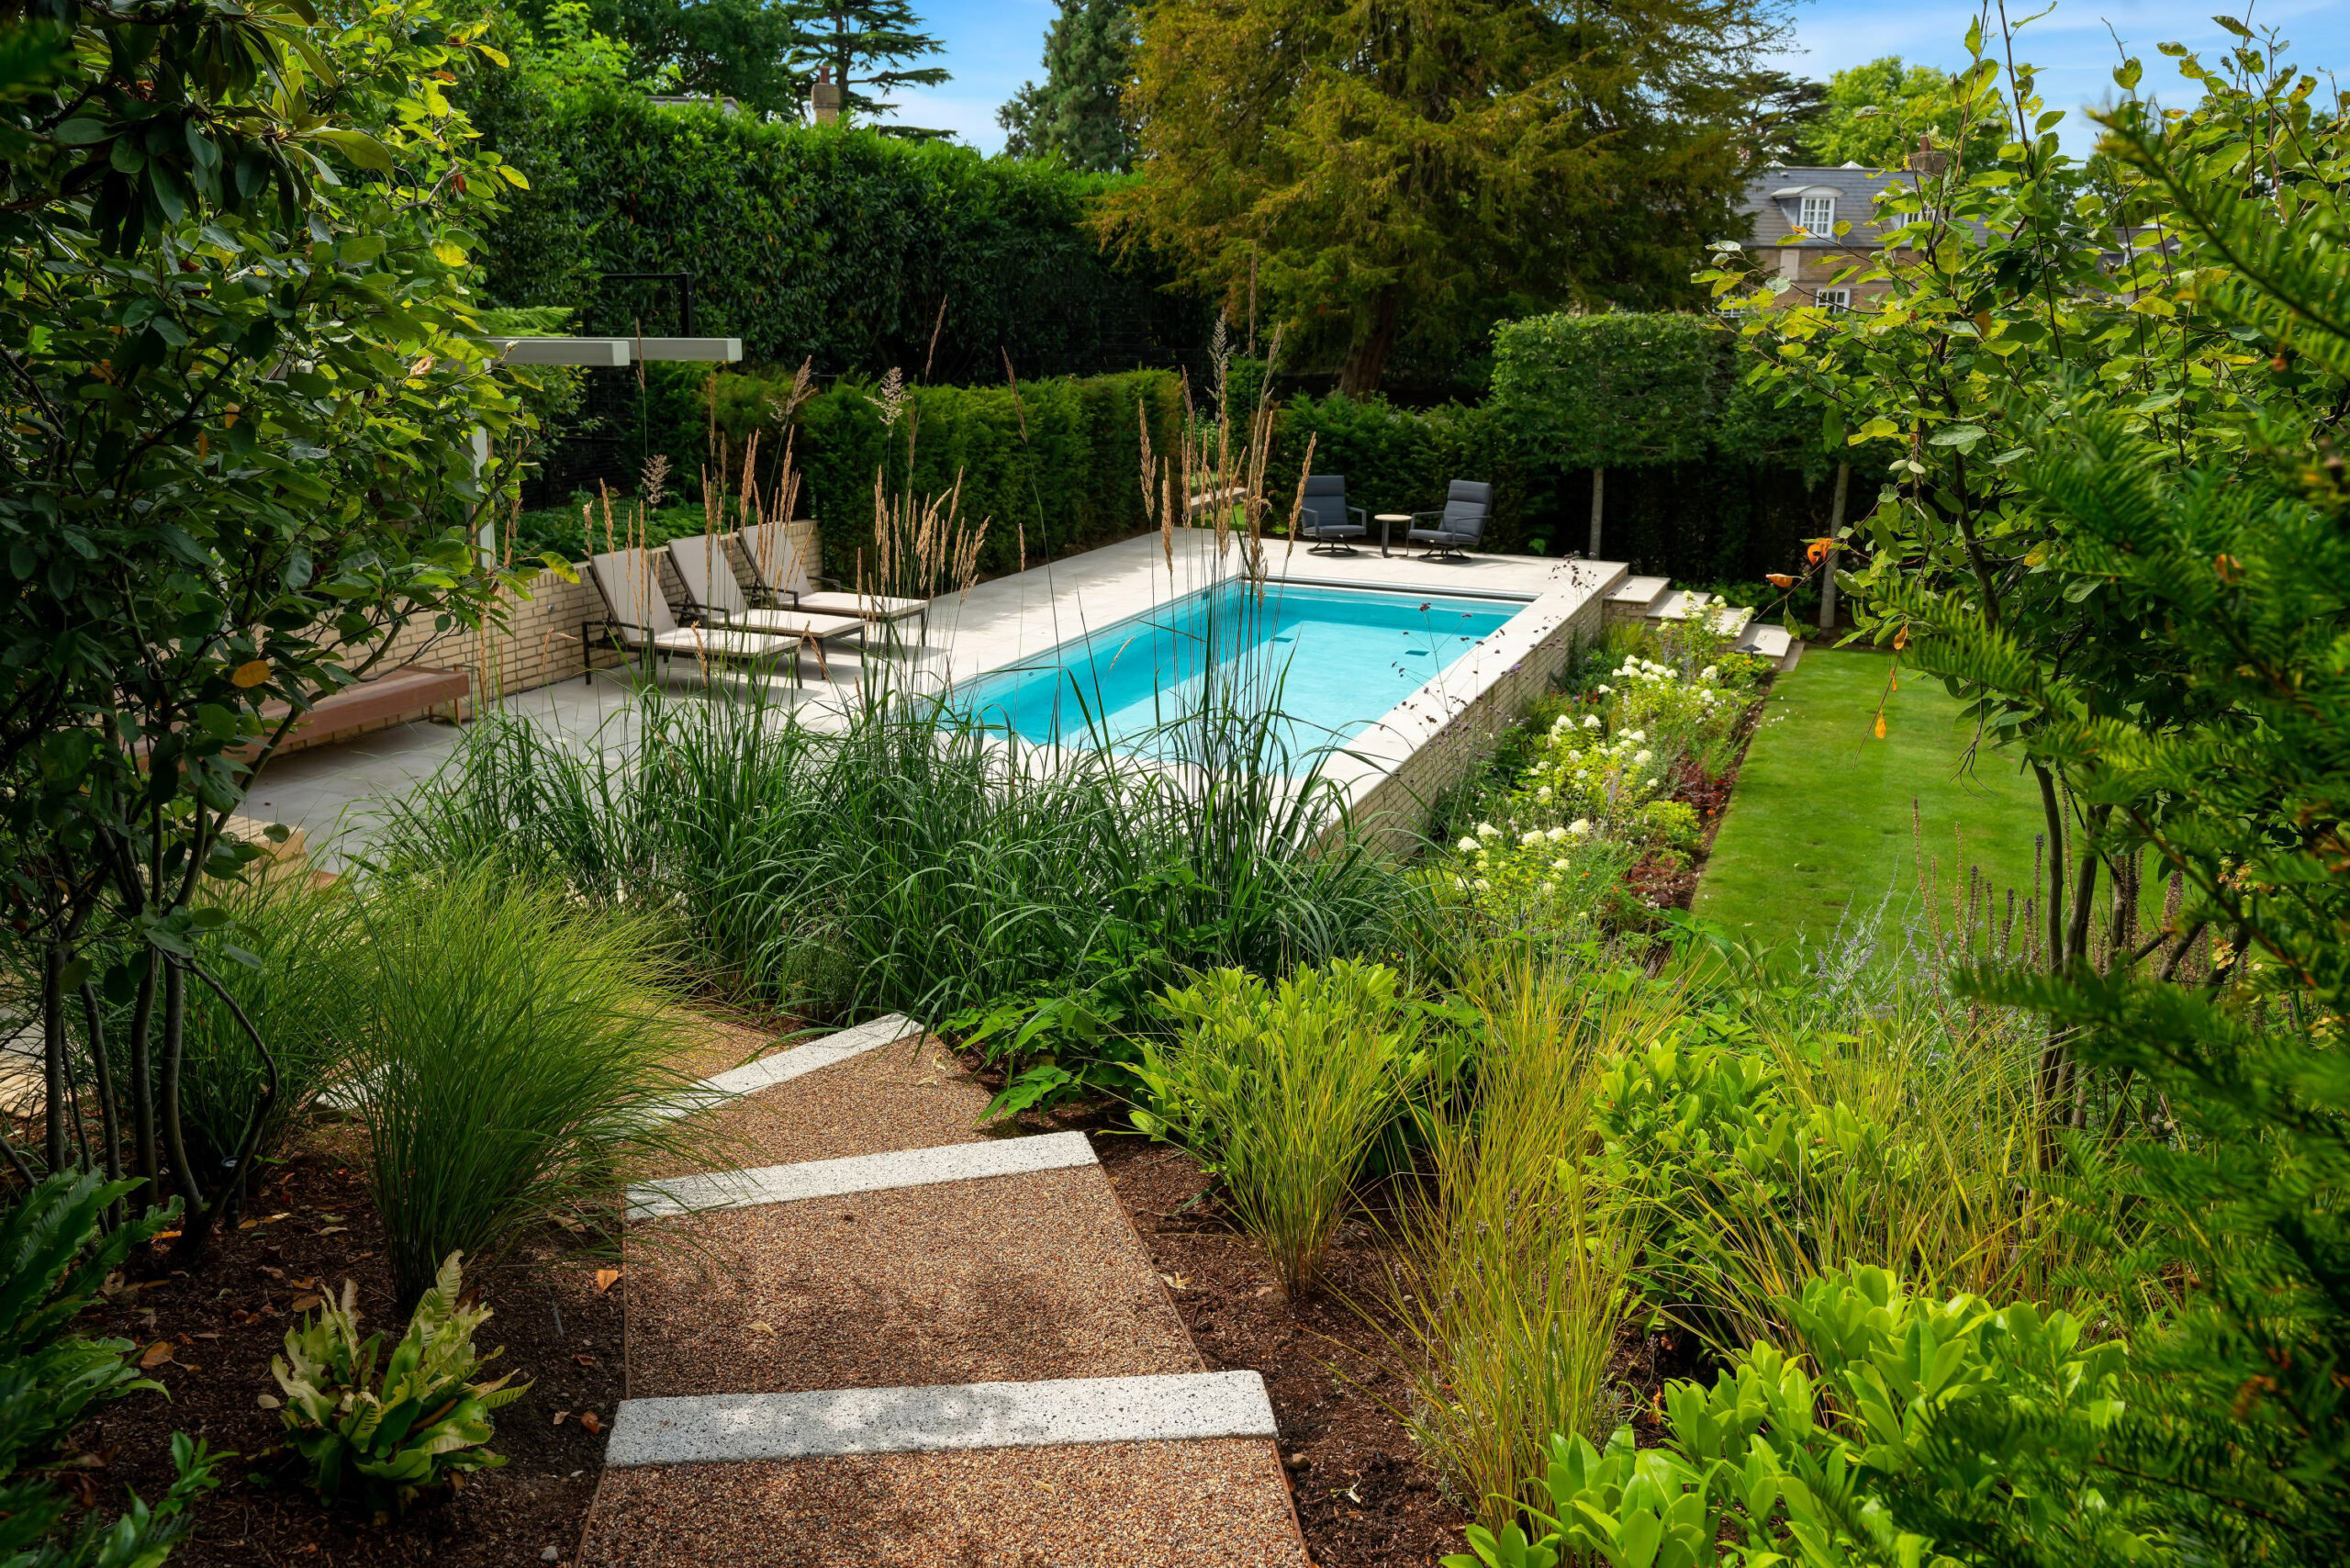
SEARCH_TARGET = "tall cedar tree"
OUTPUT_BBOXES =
[998,0,1141,172]
[1102,0,1785,392]
[792,0,951,135]
[499,0,809,115]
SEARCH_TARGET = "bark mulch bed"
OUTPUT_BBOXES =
[70,1126,623,1567]
[1089,1135,1468,1568]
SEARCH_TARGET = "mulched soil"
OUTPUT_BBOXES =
[68,1124,624,1567]
[1091,1136,1469,1568]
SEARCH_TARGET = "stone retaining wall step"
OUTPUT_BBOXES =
[647,1013,921,1123]
[625,1130,1097,1220]
[604,1372,1280,1467]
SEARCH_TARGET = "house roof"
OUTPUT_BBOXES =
[1739,163,1918,249]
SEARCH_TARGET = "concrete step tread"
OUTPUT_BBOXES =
[647,1012,921,1123]
[606,1372,1280,1466]
[1648,588,1715,621]
[627,1130,1098,1219]
[1604,574,1672,608]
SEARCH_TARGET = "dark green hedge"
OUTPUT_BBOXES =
[605,364,1185,583]
[476,95,1203,381]
[1253,312,1841,581]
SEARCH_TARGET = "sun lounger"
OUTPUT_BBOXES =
[665,534,868,680]
[584,547,808,685]
[738,521,929,644]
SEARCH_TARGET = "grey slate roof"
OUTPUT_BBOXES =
[1739,164,1914,249]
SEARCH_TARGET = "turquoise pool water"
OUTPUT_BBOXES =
[957,581,1521,754]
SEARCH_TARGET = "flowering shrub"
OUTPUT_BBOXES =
[1438,627,1763,934]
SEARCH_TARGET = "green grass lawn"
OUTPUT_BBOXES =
[1691,648,2048,948]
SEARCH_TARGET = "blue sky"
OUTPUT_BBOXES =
[887,0,2350,156]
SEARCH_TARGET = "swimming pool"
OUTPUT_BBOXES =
[955,580,1523,754]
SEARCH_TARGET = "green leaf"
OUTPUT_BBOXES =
[311,129,393,173]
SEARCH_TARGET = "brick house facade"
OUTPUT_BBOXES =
[1737,162,1924,311]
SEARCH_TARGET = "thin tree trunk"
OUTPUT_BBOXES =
[79,982,126,1222]
[128,950,159,1189]
[2031,762,2069,1170]
[159,959,207,1243]
[1335,286,1402,396]
[41,944,65,1173]
[1588,467,1606,559]
[1820,462,1849,629]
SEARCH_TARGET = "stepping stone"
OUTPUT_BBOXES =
[1735,622,1802,670]
[628,1130,1097,1219]
[578,1439,1308,1566]
[1647,588,1715,622]
[608,1372,1278,1465]
[622,1166,1197,1400]
[1603,575,1671,623]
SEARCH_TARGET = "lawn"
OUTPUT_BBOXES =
[1692,647,2047,947]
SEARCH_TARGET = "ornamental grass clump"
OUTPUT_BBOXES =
[1137,959,1426,1297]
[272,1252,527,1519]
[348,863,699,1305]
[1382,949,1639,1534]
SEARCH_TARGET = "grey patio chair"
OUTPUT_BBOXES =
[666,533,867,681]
[1391,481,1493,561]
[584,547,811,687]
[737,521,930,646]
[1293,475,1368,555]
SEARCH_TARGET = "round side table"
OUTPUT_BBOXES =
[1374,514,1412,558]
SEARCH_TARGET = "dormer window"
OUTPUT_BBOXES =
[1799,194,1838,235]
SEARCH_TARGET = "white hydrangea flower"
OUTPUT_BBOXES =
[1550,858,1571,871]
[1472,878,1492,892]
[1536,785,1553,802]
[1548,825,1569,843]
[1569,818,1591,835]
[1477,822,1498,839]
[1596,684,1613,696]
[1537,880,1556,897]
[1699,665,1718,682]
[1583,714,1601,729]
[1456,836,1480,854]
[1520,829,1545,848]
[1634,750,1653,767]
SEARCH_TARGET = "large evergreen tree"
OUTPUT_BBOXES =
[791,0,951,136]
[1101,0,1785,394]
[998,0,1140,172]
[1790,55,1968,167]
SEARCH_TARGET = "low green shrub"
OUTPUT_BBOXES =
[0,1171,221,1566]
[349,864,699,1305]
[1446,1267,2143,1568]
[1639,799,1703,852]
[1137,960,1427,1295]
[272,1252,528,1519]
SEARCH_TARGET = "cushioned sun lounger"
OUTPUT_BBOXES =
[737,521,929,641]
[585,547,808,684]
[666,534,867,679]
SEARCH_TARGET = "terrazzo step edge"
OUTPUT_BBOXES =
[604,1372,1280,1467]
[644,1012,923,1123]
[627,1130,1098,1219]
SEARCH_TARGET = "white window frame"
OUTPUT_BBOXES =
[1798,193,1838,235]
[1815,287,1852,312]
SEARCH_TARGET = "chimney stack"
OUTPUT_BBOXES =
[811,64,841,124]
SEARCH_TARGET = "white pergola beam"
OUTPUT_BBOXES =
[476,337,744,366]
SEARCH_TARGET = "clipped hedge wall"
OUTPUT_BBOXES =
[478,96,1203,381]
[614,364,1185,584]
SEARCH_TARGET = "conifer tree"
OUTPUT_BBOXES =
[790,0,951,136]
[998,0,1140,172]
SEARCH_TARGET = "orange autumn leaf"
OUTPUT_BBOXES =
[594,1269,621,1294]
[2215,553,2244,583]
[579,1411,603,1436]
[1874,711,1888,740]
[231,660,270,689]
[1893,627,1909,650]
[1806,537,1833,565]
[139,1340,173,1369]
[1765,572,1795,588]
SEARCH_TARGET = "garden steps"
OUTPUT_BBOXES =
[1603,574,1673,624]
[578,1015,1308,1566]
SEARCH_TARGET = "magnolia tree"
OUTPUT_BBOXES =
[0,0,547,1248]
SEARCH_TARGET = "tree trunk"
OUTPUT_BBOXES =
[41,944,65,1173]
[1335,286,1402,397]
[1588,467,1606,559]
[1820,462,1849,629]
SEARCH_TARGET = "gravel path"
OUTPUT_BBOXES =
[578,1018,1309,1566]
